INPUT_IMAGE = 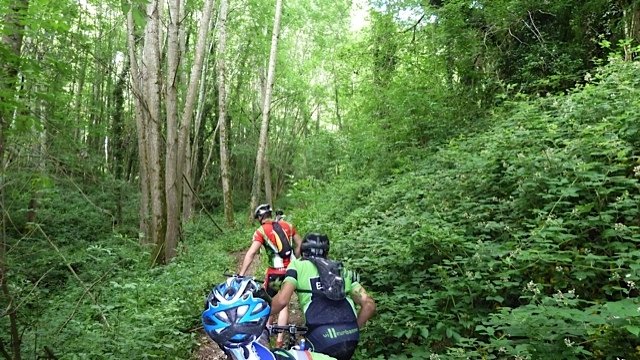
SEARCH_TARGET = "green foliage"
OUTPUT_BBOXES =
[29,227,233,359]
[289,60,640,359]
[0,172,243,359]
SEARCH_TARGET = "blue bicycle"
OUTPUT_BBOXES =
[202,275,335,360]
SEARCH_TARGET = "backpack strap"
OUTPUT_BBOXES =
[257,226,279,254]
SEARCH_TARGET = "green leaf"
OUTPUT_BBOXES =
[132,8,147,28]
[601,298,640,318]
[625,325,640,337]
[486,295,504,303]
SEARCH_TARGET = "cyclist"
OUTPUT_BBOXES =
[239,203,303,347]
[202,276,336,360]
[269,233,376,360]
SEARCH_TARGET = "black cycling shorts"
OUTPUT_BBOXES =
[264,267,287,297]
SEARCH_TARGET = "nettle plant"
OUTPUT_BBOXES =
[294,60,640,360]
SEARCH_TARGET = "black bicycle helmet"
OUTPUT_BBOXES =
[253,203,273,220]
[301,233,330,258]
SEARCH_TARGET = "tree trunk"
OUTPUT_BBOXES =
[141,0,166,263]
[164,0,216,262]
[111,64,129,227]
[333,69,342,130]
[73,62,87,142]
[622,1,640,60]
[165,0,181,262]
[249,0,283,219]
[126,8,150,242]
[217,0,234,227]
[187,40,215,219]
[0,1,29,359]
[264,148,273,205]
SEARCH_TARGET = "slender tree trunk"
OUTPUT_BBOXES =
[73,62,87,142]
[163,0,216,262]
[315,103,320,132]
[126,8,150,242]
[622,1,640,60]
[187,40,215,219]
[249,0,283,219]
[0,1,29,359]
[165,0,182,262]
[142,0,166,263]
[111,65,129,180]
[217,0,234,227]
[333,69,342,130]
[178,0,216,203]
[112,64,129,227]
[264,148,273,205]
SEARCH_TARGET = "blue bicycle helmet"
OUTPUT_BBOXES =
[202,277,271,348]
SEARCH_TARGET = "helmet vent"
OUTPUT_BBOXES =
[215,311,229,322]
[236,305,249,318]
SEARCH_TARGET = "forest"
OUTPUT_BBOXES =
[1,0,640,359]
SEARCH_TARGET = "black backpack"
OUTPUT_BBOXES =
[270,221,292,258]
[305,257,347,301]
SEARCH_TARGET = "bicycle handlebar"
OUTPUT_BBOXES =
[267,324,308,335]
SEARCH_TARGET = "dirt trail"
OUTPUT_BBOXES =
[194,251,303,359]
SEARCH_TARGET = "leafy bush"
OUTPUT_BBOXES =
[289,59,640,359]
[0,171,240,359]
[9,218,240,359]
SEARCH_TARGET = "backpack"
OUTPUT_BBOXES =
[306,257,347,301]
[269,221,292,258]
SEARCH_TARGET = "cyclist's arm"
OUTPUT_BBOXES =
[350,284,376,329]
[238,241,262,276]
[270,281,295,314]
[293,233,302,258]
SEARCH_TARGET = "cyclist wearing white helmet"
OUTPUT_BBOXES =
[239,203,303,347]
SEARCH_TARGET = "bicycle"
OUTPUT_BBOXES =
[202,274,336,360]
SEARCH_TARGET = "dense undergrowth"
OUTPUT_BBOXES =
[3,59,640,360]
[289,59,640,359]
[1,175,252,359]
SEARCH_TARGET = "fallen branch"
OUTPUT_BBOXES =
[1,267,53,317]
[56,262,119,334]
[508,27,524,44]
[36,225,110,328]
[184,324,204,333]
[183,173,224,233]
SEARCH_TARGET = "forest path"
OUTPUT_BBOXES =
[194,251,303,359]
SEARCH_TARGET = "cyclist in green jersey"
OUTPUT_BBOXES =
[270,233,376,360]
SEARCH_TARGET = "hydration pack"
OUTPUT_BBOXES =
[270,221,292,258]
[307,257,346,301]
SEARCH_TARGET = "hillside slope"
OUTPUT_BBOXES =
[290,59,640,359]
